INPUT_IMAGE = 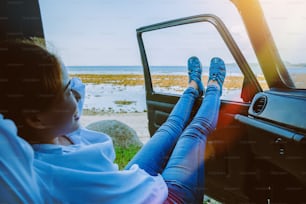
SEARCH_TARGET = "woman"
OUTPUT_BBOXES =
[0,39,225,203]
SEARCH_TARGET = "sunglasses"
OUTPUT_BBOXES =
[63,79,72,93]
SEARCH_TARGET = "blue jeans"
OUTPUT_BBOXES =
[125,85,221,203]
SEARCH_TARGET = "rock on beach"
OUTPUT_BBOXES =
[86,119,143,148]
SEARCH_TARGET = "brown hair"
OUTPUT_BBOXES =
[0,39,63,126]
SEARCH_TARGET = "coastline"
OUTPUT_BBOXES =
[69,73,254,89]
[71,73,268,114]
[74,73,267,143]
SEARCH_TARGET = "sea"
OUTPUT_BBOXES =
[66,65,248,76]
[66,64,305,113]
[66,65,306,76]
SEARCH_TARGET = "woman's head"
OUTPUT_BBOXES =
[0,39,79,143]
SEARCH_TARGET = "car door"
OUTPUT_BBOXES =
[137,14,262,203]
[137,4,306,203]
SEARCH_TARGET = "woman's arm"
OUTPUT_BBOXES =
[0,115,43,203]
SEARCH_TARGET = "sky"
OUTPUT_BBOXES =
[39,0,306,66]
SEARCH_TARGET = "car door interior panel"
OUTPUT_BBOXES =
[235,91,306,184]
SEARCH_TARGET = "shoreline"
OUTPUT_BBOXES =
[75,73,269,143]
[69,73,260,89]
[72,73,268,114]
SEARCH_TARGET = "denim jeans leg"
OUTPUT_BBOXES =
[162,85,221,203]
[125,87,199,175]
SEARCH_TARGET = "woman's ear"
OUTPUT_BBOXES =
[24,113,48,130]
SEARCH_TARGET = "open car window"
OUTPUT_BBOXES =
[142,22,249,102]
[141,19,267,103]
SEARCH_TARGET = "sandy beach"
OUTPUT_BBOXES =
[73,73,269,145]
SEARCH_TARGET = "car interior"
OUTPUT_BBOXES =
[1,0,305,203]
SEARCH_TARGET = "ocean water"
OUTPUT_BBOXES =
[67,66,143,75]
[67,65,247,76]
[67,64,306,77]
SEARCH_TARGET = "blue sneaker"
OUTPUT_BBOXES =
[188,56,205,96]
[208,57,226,95]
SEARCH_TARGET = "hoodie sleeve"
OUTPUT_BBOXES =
[0,115,43,203]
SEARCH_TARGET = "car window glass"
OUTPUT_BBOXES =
[260,0,306,89]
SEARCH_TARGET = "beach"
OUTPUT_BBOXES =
[71,73,268,114]
[74,71,306,147]
[73,73,268,143]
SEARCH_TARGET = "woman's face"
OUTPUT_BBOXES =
[37,65,80,137]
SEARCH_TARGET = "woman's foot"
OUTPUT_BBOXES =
[208,57,226,95]
[188,56,205,96]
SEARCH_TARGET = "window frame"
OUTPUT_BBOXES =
[137,14,262,102]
